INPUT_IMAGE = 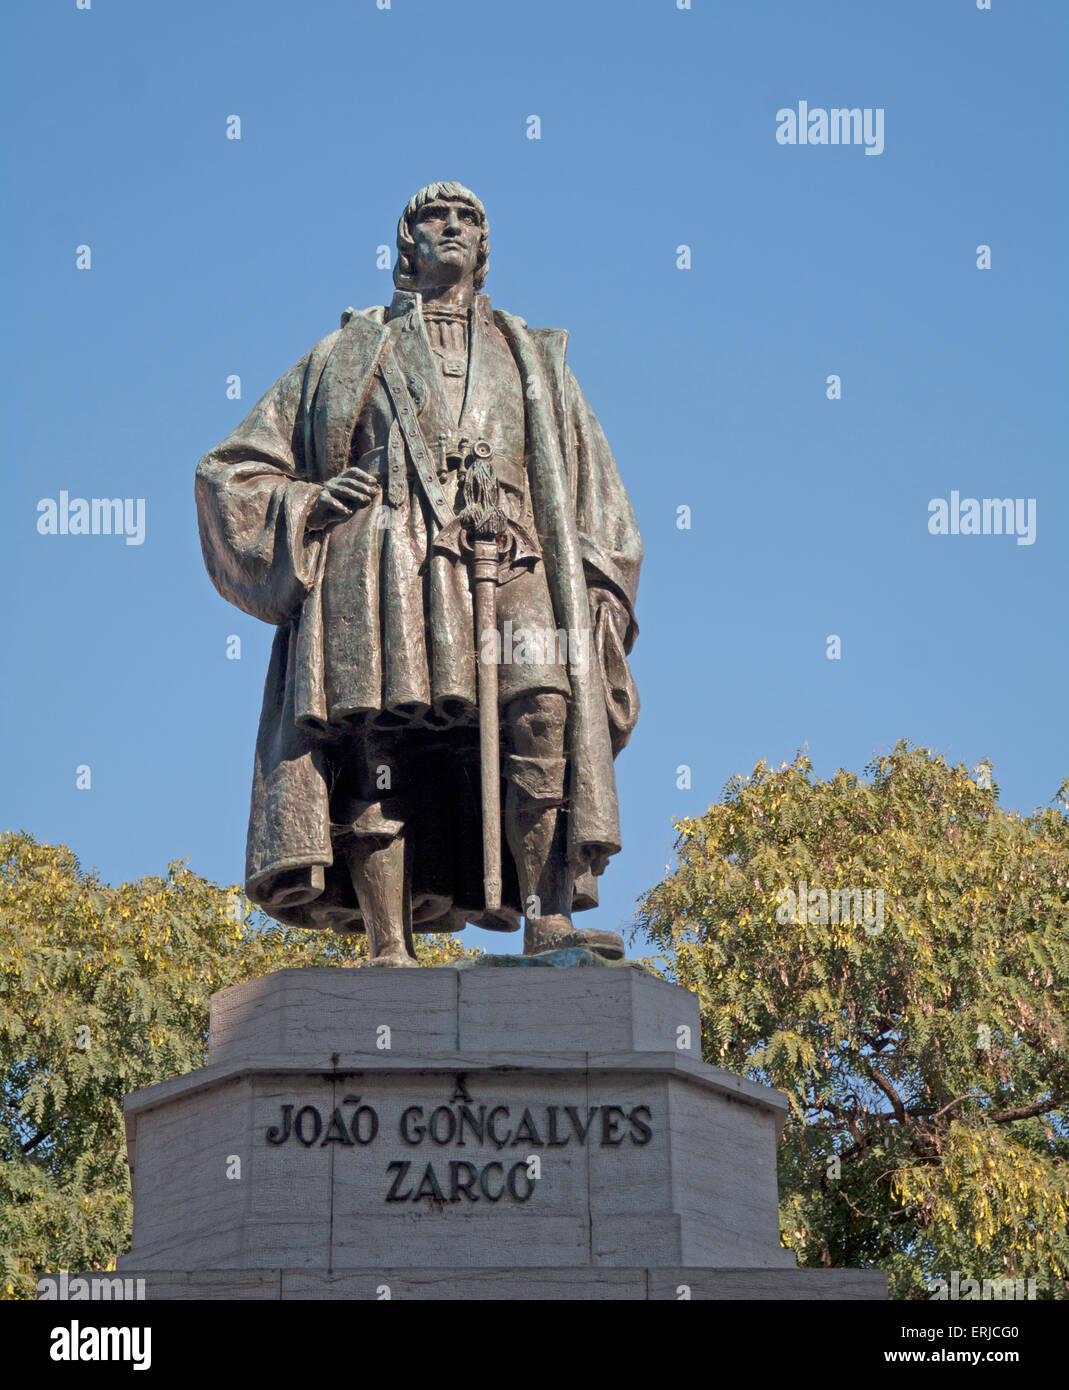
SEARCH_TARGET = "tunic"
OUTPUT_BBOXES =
[322,290,570,727]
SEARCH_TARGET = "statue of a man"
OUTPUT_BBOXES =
[195,182,642,965]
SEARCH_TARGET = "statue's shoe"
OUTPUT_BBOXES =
[554,928,625,961]
[366,950,419,968]
[524,917,626,961]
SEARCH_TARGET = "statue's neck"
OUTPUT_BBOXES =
[415,280,475,312]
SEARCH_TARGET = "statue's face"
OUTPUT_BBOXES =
[409,198,482,288]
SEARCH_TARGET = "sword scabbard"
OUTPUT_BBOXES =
[472,536,503,911]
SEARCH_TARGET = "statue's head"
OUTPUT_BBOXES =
[394,181,489,293]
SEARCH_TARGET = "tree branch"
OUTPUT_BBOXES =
[21,1126,52,1154]
[865,1066,907,1124]
[987,1095,1067,1124]
[928,1093,983,1121]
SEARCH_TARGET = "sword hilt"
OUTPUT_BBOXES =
[457,443,506,540]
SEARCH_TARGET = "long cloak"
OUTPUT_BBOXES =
[195,303,642,931]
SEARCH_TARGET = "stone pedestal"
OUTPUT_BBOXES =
[112,967,884,1299]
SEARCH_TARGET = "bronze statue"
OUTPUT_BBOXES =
[195,183,642,965]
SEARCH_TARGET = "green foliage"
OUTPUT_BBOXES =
[0,830,478,1298]
[636,742,1069,1300]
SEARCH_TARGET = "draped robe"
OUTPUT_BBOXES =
[195,293,642,933]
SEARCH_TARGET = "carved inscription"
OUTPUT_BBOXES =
[264,1080,653,1205]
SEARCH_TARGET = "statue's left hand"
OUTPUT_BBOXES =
[306,466,380,531]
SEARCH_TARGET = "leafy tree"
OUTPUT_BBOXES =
[0,830,477,1298]
[637,742,1069,1299]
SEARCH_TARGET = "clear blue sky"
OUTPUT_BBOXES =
[2,0,1065,955]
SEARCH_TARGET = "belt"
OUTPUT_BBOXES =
[354,444,525,499]
[378,354,454,528]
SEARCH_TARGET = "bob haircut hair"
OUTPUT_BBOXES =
[394,181,489,291]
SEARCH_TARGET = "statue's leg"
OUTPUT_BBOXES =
[503,692,624,959]
[503,691,571,943]
[344,829,417,967]
[332,724,417,968]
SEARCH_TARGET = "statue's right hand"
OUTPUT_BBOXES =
[306,466,380,531]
